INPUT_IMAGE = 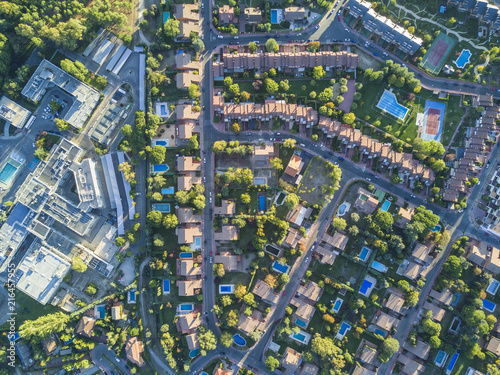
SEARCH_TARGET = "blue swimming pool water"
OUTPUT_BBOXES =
[431,224,442,232]
[258,195,265,210]
[161,187,174,194]
[163,12,170,24]
[153,203,170,213]
[96,305,106,318]
[195,237,201,246]
[338,322,351,335]
[163,279,170,294]
[374,328,387,337]
[456,49,471,68]
[153,164,169,172]
[220,286,232,292]
[360,280,373,295]
[254,177,266,185]
[0,163,17,184]
[189,349,200,358]
[446,352,460,373]
[293,332,306,341]
[180,252,193,259]
[296,319,307,328]
[179,304,194,311]
[128,291,136,302]
[371,261,387,273]
[272,261,290,274]
[487,279,500,295]
[156,140,167,146]
[376,90,409,120]
[483,299,496,312]
[333,298,343,311]
[435,350,446,366]
[381,200,391,212]
[338,203,347,215]
[233,334,246,346]
[359,247,371,261]
[271,9,278,24]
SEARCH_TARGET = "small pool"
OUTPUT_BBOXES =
[487,279,500,295]
[359,247,372,262]
[219,284,234,294]
[451,293,460,306]
[374,328,387,338]
[295,319,307,328]
[189,349,200,358]
[449,317,460,333]
[338,202,350,216]
[446,352,460,375]
[156,140,167,146]
[179,304,194,312]
[293,332,306,341]
[380,200,391,212]
[276,192,286,205]
[360,280,373,295]
[271,9,278,23]
[162,280,170,295]
[96,305,106,319]
[455,49,471,69]
[152,203,170,213]
[0,163,18,184]
[483,299,496,312]
[435,350,447,367]
[161,187,174,194]
[128,291,136,303]
[336,322,351,340]
[152,164,169,173]
[180,252,193,259]
[431,224,442,232]
[331,297,343,313]
[233,334,246,346]
[194,237,201,247]
[272,260,290,274]
[254,177,267,185]
[163,12,170,24]
[258,195,266,211]
[371,260,388,273]
[265,244,281,257]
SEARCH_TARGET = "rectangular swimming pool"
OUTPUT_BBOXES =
[162,187,174,194]
[360,280,373,295]
[272,260,290,274]
[295,319,307,328]
[163,12,170,23]
[446,352,460,375]
[371,260,388,273]
[219,284,234,294]
[376,90,409,120]
[179,303,194,312]
[163,280,170,294]
[332,297,343,313]
[380,200,391,212]
[487,279,500,295]
[254,177,267,185]
[0,163,17,184]
[179,252,193,259]
[483,299,496,312]
[293,332,306,341]
[258,195,265,211]
[359,247,372,262]
[374,328,387,337]
[271,9,278,23]
[152,164,169,173]
[195,237,201,247]
[152,203,170,213]
[435,350,447,367]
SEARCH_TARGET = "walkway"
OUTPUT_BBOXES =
[474,54,490,82]
[445,107,469,153]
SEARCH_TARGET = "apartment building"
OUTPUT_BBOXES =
[447,0,500,34]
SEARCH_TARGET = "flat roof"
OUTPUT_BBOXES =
[0,96,31,128]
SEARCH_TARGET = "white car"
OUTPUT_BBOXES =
[210,257,213,264]
[218,35,223,39]
[203,157,206,163]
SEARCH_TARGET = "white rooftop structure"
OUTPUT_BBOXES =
[0,96,32,128]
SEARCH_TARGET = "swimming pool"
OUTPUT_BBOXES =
[451,293,460,306]
[195,237,201,247]
[374,328,387,338]
[381,200,391,212]
[128,291,136,303]
[162,187,174,194]
[152,164,169,173]
[332,297,343,314]
[435,350,447,367]
[156,140,167,146]
[233,334,246,346]
[179,304,194,312]
[219,284,234,294]
[337,202,350,216]
[272,260,290,274]
[163,279,170,295]
[449,316,460,333]
[455,49,471,69]
[371,260,388,273]
[487,279,500,295]
[271,9,278,23]
[293,332,306,341]
[180,252,193,259]
[336,322,351,340]
[446,351,460,375]
[0,163,17,184]
[295,319,307,328]
[254,177,267,185]
[265,244,281,257]
[483,299,496,312]
[189,349,200,358]
[376,90,409,120]
[431,224,442,232]
[163,12,170,24]
[152,203,170,213]
[360,280,373,295]
[359,247,372,262]
[258,195,265,211]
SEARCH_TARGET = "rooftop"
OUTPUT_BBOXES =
[0,96,31,128]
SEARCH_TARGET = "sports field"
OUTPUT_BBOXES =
[421,100,446,142]
[420,33,457,75]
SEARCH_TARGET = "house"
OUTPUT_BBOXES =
[174,4,199,21]
[253,143,275,168]
[412,243,433,265]
[177,207,202,224]
[244,7,262,23]
[354,187,379,214]
[283,228,306,249]
[467,242,500,275]
[219,5,236,25]
[178,120,200,140]
[177,279,203,296]
[237,313,261,334]
[111,302,125,320]
[177,312,202,334]
[214,369,233,375]
[178,259,202,277]
[185,332,199,350]
[42,337,57,355]
[214,200,235,216]
[286,204,312,227]
[395,204,415,228]
[403,340,431,360]
[75,316,96,338]
[177,226,202,244]
[299,363,319,375]
[125,337,145,367]
[253,279,279,305]
[423,301,446,322]
[177,156,201,172]
[429,289,454,307]
[0,96,32,129]
[284,6,307,21]
[314,245,339,265]
[486,336,500,355]
[358,342,381,369]
[284,154,303,178]
[291,298,316,327]
[282,347,302,374]
[178,21,201,40]
[296,281,323,303]
[383,288,405,314]
[176,104,200,121]
[175,51,199,70]
[352,365,377,375]
[396,354,426,375]
[214,225,239,241]
[213,252,243,272]
[465,368,485,375]
[372,310,400,332]
[176,71,201,89]
[178,175,202,191]
[329,232,349,251]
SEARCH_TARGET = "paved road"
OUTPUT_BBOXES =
[90,344,131,375]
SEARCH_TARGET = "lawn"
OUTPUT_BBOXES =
[234,78,334,99]
[330,256,367,285]
[441,95,466,146]
[297,156,340,206]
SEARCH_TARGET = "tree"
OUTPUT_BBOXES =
[348,226,359,237]
[443,255,462,278]
[405,290,419,307]
[432,160,446,172]
[227,310,239,327]
[163,214,179,229]
[150,145,166,164]
[331,217,347,231]
[213,263,225,278]
[283,138,296,148]
[188,83,200,99]
[224,76,233,87]
[198,330,217,353]
[228,83,240,96]
[147,211,163,228]
[312,65,326,79]
[446,17,456,27]
[121,124,133,137]
[375,211,394,230]
[55,118,70,131]
[152,192,163,202]
[279,80,290,92]
[243,293,255,306]
[19,312,70,342]
[234,283,247,299]
[164,18,180,37]
[343,112,356,124]
[220,331,233,347]
[379,338,399,362]
[115,236,126,247]
[271,157,284,171]
[265,78,279,94]
[310,335,346,368]
[266,356,280,371]
[221,295,233,306]
[72,257,87,273]
[192,38,205,52]
[248,42,258,53]
[280,274,290,284]
[231,122,241,134]
[265,38,279,52]
[398,279,411,293]
[318,88,333,103]
[422,317,441,336]
[240,193,251,204]
[429,335,441,349]
[213,140,227,154]
[284,193,300,210]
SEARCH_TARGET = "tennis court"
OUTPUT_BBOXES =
[420,33,457,74]
[421,100,446,142]
[376,90,409,120]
